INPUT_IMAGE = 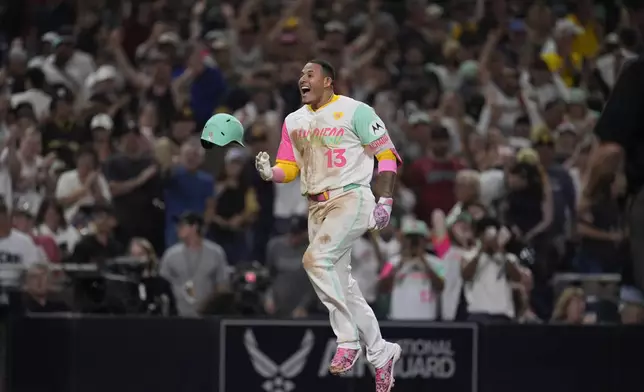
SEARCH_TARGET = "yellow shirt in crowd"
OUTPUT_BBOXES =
[541,51,583,87]
[566,14,600,59]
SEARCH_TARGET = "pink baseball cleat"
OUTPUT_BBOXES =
[375,343,402,392]
[328,347,361,375]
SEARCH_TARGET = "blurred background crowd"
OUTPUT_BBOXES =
[0,0,641,326]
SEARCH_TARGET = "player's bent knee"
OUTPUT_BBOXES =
[302,248,335,271]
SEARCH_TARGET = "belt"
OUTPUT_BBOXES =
[307,184,361,202]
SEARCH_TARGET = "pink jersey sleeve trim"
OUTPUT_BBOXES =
[276,122,296,162]
[377,159,398,173]
[271,167,286,183]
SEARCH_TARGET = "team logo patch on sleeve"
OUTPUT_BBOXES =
[369,119,386,137]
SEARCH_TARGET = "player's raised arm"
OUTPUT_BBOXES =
[255,122,300,183]
[352,103,402,230]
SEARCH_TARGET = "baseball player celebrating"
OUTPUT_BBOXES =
[255,59,402,392]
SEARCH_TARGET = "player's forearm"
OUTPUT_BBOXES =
[375,172,396,198]
[374,149,398,198]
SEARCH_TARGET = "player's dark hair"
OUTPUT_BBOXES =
[309,59,336,83]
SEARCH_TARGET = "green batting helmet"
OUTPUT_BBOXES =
[200,113,245,149]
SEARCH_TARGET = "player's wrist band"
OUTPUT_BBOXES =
[378,197,393,206]
[377,159,397,173]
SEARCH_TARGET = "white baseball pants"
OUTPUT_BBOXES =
[303,186,392,368]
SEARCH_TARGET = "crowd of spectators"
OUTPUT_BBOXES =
[0,0,642,325]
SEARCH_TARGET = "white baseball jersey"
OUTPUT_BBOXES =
[278,95,397,195]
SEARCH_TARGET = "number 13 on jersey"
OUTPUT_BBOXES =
[324,148,347,168]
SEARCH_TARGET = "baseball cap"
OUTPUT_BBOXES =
[41,32,60,45]
[201,113,245,148]
[567,88,588,105]
[13,202,34,218]
[554,19,585,38]
[90,114,114,131]
[204,30,229,50]
[516,147,541,165]
[620,285,644,307]
[283,16,299,30]
[555,122,577,136]
[454,211,473,225]
[408,112,431,126]
[173,211,204,227]
[458,60,479,80]
[158,32,180,46]
[51,85,74,102]
[605,32,620,45]
[530,126,555,146]
[426,4,443,18]
[325,21,347,34]
[401,218,430,237]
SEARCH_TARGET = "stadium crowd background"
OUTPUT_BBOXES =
[0,0,641,325]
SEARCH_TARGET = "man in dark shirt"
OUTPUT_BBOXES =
[405,126,465,226]
[103,126,165,254]
[40,85,87,169]
[70,204,123,265]
[594,54,644,293]
[69,204,125,313]
[533,129,576,250]
[21,263,70,313]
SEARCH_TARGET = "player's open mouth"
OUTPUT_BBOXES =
[300,86,311,97]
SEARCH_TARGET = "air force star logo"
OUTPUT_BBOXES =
[244,329,315,392]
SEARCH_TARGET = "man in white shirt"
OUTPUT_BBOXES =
[0,200,42,288]
[461,219,523,322]
[595,31,638,90]
[11,68,51,121]
[0,128,20,210]
[27,32,60,69]
[42,30,95,95]
[55,147,111,222]
[379,218,445,320]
